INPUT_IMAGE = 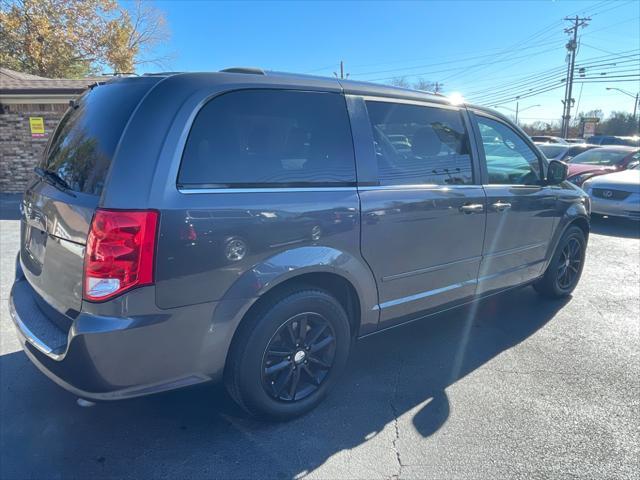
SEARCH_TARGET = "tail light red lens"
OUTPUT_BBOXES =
[84,209,159,302]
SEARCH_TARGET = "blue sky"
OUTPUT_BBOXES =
[139,0,639,125]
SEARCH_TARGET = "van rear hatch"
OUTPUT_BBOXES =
[20,77,160,318]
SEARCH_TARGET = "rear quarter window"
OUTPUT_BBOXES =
[178,90,356,188]
[42,78,156,195]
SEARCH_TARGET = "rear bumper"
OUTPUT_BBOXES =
[9,279,244,401]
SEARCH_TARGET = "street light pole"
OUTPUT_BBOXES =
[606,87,640,132]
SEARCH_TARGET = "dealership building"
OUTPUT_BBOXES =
[0,68,101,193]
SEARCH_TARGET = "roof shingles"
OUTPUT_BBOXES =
[0,67,105,94]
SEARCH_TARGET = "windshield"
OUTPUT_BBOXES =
[567,149,633,166]
[538,144,567,158]
[41,78,156,195]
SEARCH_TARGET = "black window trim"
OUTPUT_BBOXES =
[176,87,358,191]
[361,96,479,188]
[470,110,547,187]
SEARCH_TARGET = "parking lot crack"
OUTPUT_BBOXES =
[388,354,405,480]
[487,367,585,378]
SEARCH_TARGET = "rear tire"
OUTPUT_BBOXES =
[225,288,351,420]
[534,225,586,298]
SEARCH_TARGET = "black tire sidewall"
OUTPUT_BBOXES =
[234,290,351,419]
[549,226,586,296]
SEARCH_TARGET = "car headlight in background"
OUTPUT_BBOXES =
[581,179,593,193]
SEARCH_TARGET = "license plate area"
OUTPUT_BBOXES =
[25,224,47,266]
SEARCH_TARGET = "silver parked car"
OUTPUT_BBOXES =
[582,163,640,221]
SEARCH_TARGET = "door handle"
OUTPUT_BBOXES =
[459,203,484,214]
[492,201,512,212]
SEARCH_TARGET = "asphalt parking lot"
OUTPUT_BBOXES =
[1,193,638,480]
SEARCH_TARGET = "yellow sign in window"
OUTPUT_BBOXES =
[29,117,45,137]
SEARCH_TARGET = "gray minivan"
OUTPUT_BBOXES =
[10,69,590,419]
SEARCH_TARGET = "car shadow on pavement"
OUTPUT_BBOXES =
[0,287,567,479]
[589,215,640,239]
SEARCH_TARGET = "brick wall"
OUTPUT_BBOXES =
[0,103,67,193]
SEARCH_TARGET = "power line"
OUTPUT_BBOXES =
[363,45,561,83]
[454,48,640,93]
[349,37,563,78]
[467,58,638,104]
[473,70,638,107]
[476,73,639,108]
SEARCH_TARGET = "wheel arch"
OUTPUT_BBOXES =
[569,215,590,239]
[544,211,590,270]
[237,271,362,338]
[213,246,379,379]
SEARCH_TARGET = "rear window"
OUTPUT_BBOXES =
[568,148,636,166]
[365,101,473,186]
[178,90,356,188]
[42,78,155,195]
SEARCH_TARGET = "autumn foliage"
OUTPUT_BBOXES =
[0,0,170,78]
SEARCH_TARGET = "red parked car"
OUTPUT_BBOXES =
[566,146,640,186]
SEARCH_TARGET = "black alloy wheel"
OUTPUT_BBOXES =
[556,237,583,290]
[534,225,587,298]
[261,312,336,402]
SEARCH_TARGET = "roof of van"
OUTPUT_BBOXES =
[139,68,457,106]
[99,68,511,128]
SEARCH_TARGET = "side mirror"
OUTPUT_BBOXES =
[546,160,568,185]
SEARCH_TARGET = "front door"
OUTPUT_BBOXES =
[356,98,486,328]
[471,112,557,294]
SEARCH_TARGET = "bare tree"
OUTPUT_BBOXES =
[389,76,436,92]
[107,0,173,72]
[389,76,411,88]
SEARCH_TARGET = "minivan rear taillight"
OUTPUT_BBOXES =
[83,209,159,301]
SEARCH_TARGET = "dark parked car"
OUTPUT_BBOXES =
[566,146,640,186]
[530,135,568,144]
[587,135,639,147]
[536,143,596,162]
[10,70,590,419]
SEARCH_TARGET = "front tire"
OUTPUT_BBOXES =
[225,288,351,420]
[534,225,586,298]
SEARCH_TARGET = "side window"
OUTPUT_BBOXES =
[476,116,541,185]
[365,101,473,186]
[178,90,356,187]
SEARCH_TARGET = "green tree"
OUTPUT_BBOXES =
[0,0,170,78]
[598,111,637,136]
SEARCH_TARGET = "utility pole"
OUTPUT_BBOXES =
[561,15,590,138]
[493,101,540,127]
[334,60,349,80]
[433,81,444,94]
